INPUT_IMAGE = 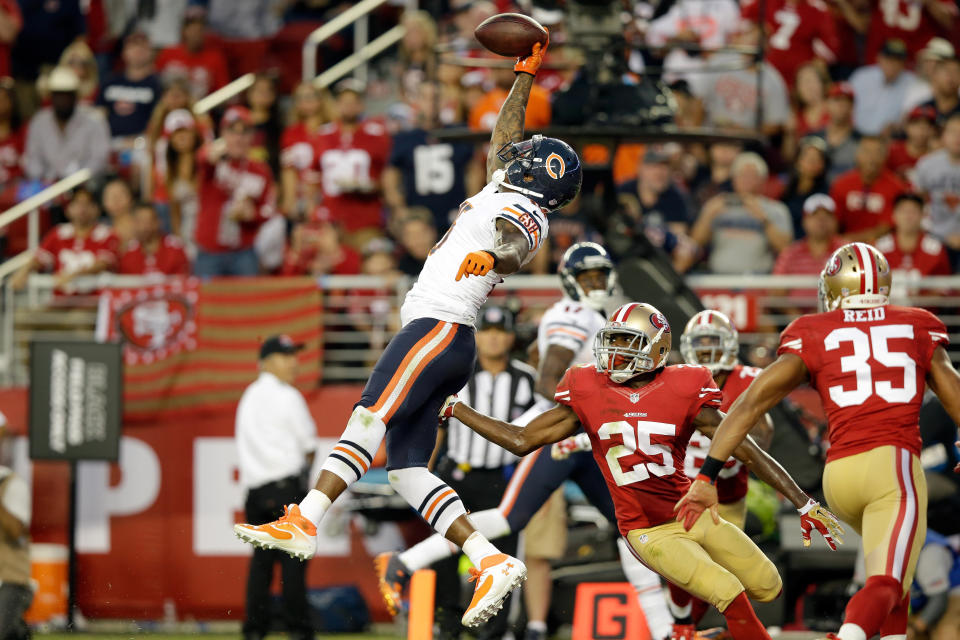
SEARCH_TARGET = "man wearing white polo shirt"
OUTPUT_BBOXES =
[0,409,31,640]
[236,336,317,640]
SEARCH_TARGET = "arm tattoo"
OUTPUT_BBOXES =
[487,73,534,180]
[492,218,530,275]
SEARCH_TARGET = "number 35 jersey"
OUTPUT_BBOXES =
[402,182,548,326]
[555,363,723,534]
[777,305,949,463]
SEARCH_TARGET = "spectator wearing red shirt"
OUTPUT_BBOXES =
[10,186,118,291]
[280,83,328,220]
[313,80,391,243]
[281,217,360,277]
[865,0,956,64]
[194,106,276,277]
[155,8,229,101]
[0,1,21,79]
[773,193,846,276]
[829,135,907,241]
[119,203,189,276]
[875,192,951,277]
[740,0,840,90]
[887,105,938,181]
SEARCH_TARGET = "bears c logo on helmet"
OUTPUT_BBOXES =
[545,153,566,179]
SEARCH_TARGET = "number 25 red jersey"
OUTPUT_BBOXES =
[555,363,723,534]
[777,305,948,463]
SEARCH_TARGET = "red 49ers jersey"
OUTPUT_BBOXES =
[741,0,839,88]
[778,305,948,462]
[865,0,957,63]
[555,364,723,534]
[36,223,119,274]
[313,121,391,232]
[684,364,761,503]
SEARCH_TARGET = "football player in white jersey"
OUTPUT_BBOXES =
[233,35,584,628]
[375,243,675,640]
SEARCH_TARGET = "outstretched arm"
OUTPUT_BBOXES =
[486,73,534,180]
[925,346,960,473]
[485,35,547,180]
[703,353,808,467]
[446,399,580,457]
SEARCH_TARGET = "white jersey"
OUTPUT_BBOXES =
[401,182,548,326]
[515,298,607,426]
[536,298,607,366]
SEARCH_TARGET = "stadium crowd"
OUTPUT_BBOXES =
[0,0,958,288]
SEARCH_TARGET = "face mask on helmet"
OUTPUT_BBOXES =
[594,327,663,382]
[493,135,582,212]
[679,331,738,373]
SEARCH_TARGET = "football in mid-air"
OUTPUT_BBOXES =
[474,13,548,57]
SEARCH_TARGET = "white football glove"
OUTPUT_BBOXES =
[551,433,592,460]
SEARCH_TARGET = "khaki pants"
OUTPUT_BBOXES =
[626,512,781,612]
[824,445,927,595]
[718,497,747,530]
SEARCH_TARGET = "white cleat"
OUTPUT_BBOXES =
[233,504,317,560]
[461,553,527,628]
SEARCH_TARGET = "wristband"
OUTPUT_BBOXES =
[698,455,725,483]
[797,497,817,515]
[482,250,500,269]
[695,473,715,485]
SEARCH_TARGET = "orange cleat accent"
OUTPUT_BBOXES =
[461,553,526,628]
[233,504,317,560]
[374,552,412,617]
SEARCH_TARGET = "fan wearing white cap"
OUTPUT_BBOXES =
[23,66,110,182]
[772,193,846,276]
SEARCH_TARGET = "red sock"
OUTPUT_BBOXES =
[879,592,909,637]
[668,583,694,622]
[721,592,771,640]
[844,576,902,637]
[692,599,710,625]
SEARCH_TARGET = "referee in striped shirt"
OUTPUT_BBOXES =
[430,304,538,640]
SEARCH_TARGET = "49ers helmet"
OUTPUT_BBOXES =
[493,135,582,212]
[679,310,739,373]
[819,242,892,311]
[594,302,672,382]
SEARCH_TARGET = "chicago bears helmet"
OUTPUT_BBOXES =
[494,135,582,212]
[819,242,891,311]
[680,310,739,373]
[559,242,617,312]
[594,302,672,382]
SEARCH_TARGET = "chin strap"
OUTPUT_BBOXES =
[492,168,544,201]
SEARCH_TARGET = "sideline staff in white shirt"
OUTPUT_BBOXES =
[235,335,317,640]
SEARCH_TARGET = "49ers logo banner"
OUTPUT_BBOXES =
[96,278,322,419]
[98,279,199,365]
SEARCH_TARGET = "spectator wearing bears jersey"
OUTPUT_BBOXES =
[830,136,908,242]
[11,186,118,291]
[383,82,481,234]
[876,193,952,280]
[96,31,162,140]
[312,80,391,243]
[119,203,189,276]
[194,106,276,277]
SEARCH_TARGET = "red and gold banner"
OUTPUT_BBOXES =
[97,277,323,419]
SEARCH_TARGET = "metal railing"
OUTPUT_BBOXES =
[4,273,960,387]
[193,73,256,115]
[0,169,94,384]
